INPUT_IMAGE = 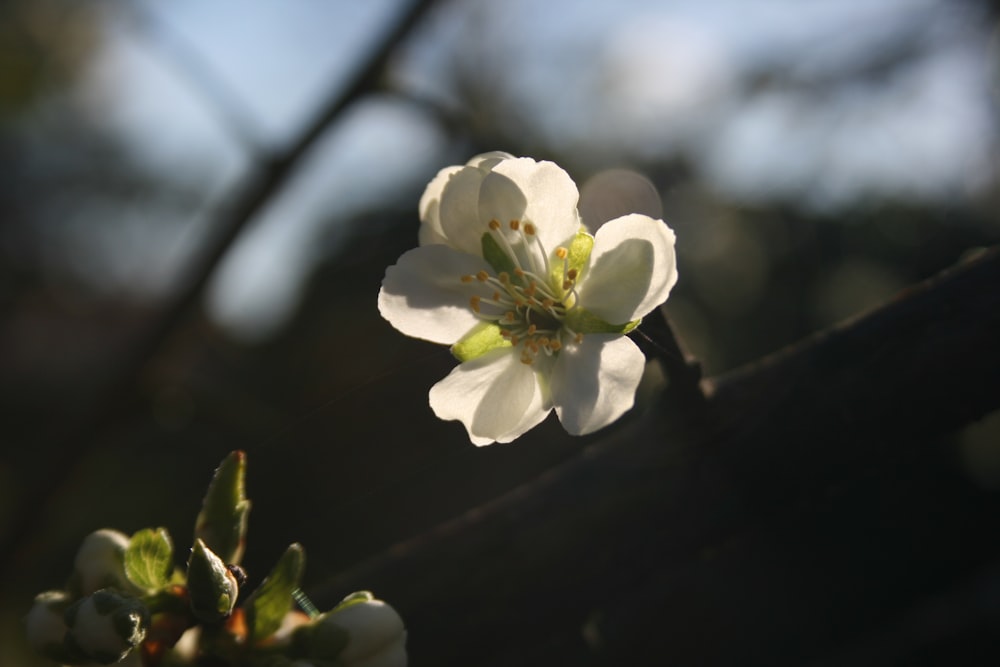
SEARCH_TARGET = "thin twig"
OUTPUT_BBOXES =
[0,0,440,578]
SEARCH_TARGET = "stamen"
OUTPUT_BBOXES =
[509,219,520,231]
[510,335,520,346]
[549,339,562,352]
[461,275,474,283]
[520,352,534,365]
[499,272,510,284]
[476,270,489,282]
[523,222,536,236]
[488,219,501,231]
[493,291,501,301]
[526,324,537,336]
[567,268,578,282]
[555,247,568,260]
[504,311,516,323]
[575,333,584,344]
[469,296,481,313]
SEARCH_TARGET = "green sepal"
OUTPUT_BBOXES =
[481,232,516,276]
[565,308,640,335]
[549,229,594,298]
[124,527,174,592]
[451,322,512,362]
[195,451,251,566]
[186,539,238,622]
[330,590,374,612]
[245,543,305,642]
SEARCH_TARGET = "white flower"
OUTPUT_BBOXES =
[379,153,677,445]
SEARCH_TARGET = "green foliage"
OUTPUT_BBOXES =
[245,543,305,642]
[564,307,639,335]
[186,539,238,622]
[481,232,517,276]
[124,528,174,592]
[195,450,251,566]
[452,322,512,362]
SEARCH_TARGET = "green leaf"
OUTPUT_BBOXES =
[481,232,516,276]
[245,543,305,642]
[565,307,640,335]
[549,229,594,297]
[451,322,512,362]
[195,451,251,565]
[124,527,174,592]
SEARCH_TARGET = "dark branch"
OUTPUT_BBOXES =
[317,246,1000,665]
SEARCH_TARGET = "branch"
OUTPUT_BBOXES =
[317,246,1000,665]
[0,0,440,578]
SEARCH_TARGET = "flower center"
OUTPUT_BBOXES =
[461,219,584,364]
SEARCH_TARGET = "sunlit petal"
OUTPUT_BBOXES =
[378,245,492,344]
[439,166,491,256]
[418,165,462,246]
[430,349,551,446]
[479,158,581,251]
[550,334,645,436]
[576,214,677,324]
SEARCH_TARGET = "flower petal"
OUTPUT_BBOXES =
[418,165,462,246]
[576,214,677,324]
[438,165,492,256]
[550,334,645,436]
[466,151,514,169]
[378,245,494,345]
[429,348,552,445]
[479,158,581,251]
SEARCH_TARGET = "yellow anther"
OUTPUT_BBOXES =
[514,268,525,277]
[461,275,474,283]
[555,247,568,260]
[550,340,562,352]
[509,219,520,231]
[488,219,501,230]
[526,324,537,336]
[499,272,510,284]
[492,291,501,300]
[500,329,511,338]
[567,268,578,281]
[469,296,481,313]
[520,352,534,365]
[504,311,516,323]
[523,222,536,236]
[562,280,572,291]
[538,336,550,347]
[525,282,537,297]
[542,298,555,309]
[476,270,489,282]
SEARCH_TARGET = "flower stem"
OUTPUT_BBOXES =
[634,306,707,412]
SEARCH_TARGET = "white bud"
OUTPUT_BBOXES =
[73,529,137,595]
[65,589,149,665]
[318,593,407,667]
[25,591,70,654]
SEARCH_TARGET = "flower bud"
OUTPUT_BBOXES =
[71,529,140,596]
[64,589,149,665]
[25,590,90,664]
[300,592,407,667]
[186,538,239,622]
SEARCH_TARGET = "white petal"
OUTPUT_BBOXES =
[466,151,514,169]
[576,214,678,324]
[478,158,581,251]
[429,349,552,445]
[550,334,645,436]
[439,165,491,256]
[418,165,462,246]
[378,245,493,345]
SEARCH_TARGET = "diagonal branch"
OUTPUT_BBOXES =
[0,0,440,578]
[316,246,1000,665]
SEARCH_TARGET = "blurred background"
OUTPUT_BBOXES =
[2,0,999,664]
